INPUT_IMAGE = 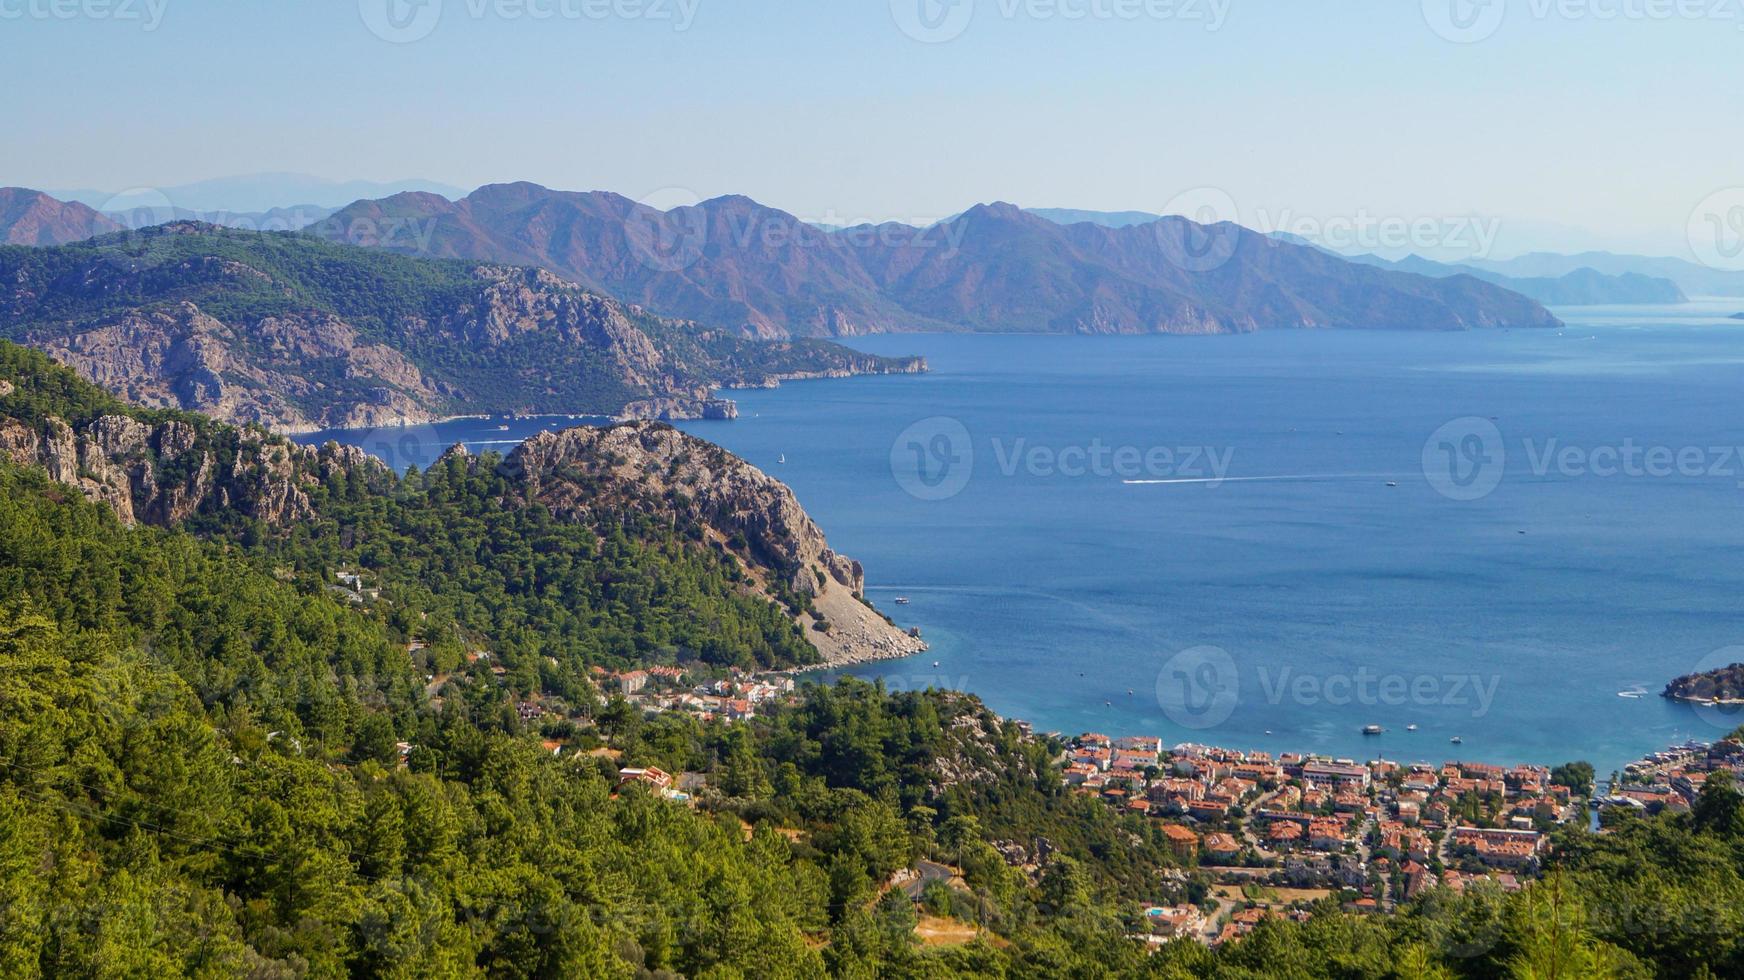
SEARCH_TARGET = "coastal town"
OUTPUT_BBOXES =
[1059,729,1744,948]
[504,655,1744,950]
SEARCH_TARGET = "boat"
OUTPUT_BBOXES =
[497,424,510,431]
[894,597,910,605]
[932,661,940,668]
[1406,724,1418,732]
[1362,724,1384,735]
[1386,482,1398,487]
[1451,736,1463,745]
[777,454,786,464]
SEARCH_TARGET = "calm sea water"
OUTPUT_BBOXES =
[296,301,1744,776]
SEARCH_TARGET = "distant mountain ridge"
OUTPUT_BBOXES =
[316,183,1562,336]
[51,172,469,213]
[0,223,924,431]
[1469,251,1744,298]
[0,187,123,245]
[1029,209,1686,305]
[1336,252,1688,305]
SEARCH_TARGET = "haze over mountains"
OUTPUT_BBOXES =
[51,172,468,214]
[1034,208,1700,305]
[317,183,1561,336]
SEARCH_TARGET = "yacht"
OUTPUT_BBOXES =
[1362,724,1384,735]
[894,596,910,605]
[1406,724,1418,732]
[1450,736,1463,745]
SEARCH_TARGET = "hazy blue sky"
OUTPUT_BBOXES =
[4,0,1740,258]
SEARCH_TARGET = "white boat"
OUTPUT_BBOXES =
[778,454,786,464]
[1406,724,1418,732]
[1362,724,1384,735]
[1450,736,1463,745]
[894,597,910,605]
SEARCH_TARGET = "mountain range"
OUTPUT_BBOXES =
[0,222,922,431]
[1336,252,1689,305]
[314,182,1562,336]
[1467,250,1744,297]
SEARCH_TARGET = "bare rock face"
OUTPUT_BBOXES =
[36,302,443,432]
[0,411,385,527]
[503,422,923,666]
[618,396,739,421]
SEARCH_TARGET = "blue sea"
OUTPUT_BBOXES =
[295,301,1744,777]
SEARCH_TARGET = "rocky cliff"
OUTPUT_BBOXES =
[0,409,377,527]
[499,422,925,666]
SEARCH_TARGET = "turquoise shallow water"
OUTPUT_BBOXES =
[297,301,1744,777]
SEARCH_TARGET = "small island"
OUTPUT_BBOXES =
[1664,662,1744,703]
[1730,313,1744,320]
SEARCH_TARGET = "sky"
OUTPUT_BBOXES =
[3,0,1741,260]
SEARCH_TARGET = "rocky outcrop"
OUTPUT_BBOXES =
[35,302,443,432]
[618,396,738,421]
[0,411,385,527]
[1664,664,1744,705]
[500,422,924,666]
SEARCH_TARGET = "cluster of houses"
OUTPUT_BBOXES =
[1060,733,1591,944]
[591,666,797,722]
[1603,737,1744,813]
